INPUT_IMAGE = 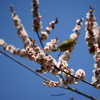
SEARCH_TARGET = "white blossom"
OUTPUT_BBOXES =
[75,69,86,80]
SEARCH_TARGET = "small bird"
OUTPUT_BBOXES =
[53,38,76,52]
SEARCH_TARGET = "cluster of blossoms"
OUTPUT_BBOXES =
[85,6,100,89]
[0,39,27,57]
[31,0,42,32]
[62,69,85,85]
[0,0,87,88]
[40,18,85,86]
[10,5,30,46]
[40,18,58,41]
[44,38,59,54]
[54,18,85,85]
[42,80,60,87]
[73,18,84,32]
[69,18,84,52]
[44,18,84,54]
[31,0,58,42]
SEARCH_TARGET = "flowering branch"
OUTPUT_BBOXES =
[30,0,90,87]
[85,6,100,89]
[0,0,93,87]
[0,50,50,81]
[0,0,100,99]
[0,50,98,100]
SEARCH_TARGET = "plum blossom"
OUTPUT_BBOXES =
[60,51,70,61]
[75,69,86,81]
[40,18,58,41]
[40,31,48,41]
[0,0,88,90]
[73,18,84,31]
[42,80,60,87]
[44,38,58,53]
[31,0,42,32]
[0,39,7,47]
[85,6,100,89]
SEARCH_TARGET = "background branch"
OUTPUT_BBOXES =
[59,85,98,100]
[51,91,72,96]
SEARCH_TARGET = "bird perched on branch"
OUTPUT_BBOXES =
[53,38,76,52]
[53,38,76,58]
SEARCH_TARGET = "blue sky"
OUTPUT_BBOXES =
[0,0,100,100]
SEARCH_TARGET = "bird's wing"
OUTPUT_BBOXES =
[58,40,68,47]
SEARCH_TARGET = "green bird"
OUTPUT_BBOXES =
[53,38,76,52]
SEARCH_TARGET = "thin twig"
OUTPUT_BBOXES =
[56,51,62,58]
[36,32,48,56]
[0,50,98,100]
[36,32,44,49]
[54,65,93,86]
[51,91,72,96]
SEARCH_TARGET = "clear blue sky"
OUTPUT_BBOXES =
[0,0,100,100]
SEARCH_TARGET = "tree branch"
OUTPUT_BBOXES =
[36,32,44,49]
[54,66,93,86]
[59,85,98,100]
[0,50,98,100]
[35,27,93,87]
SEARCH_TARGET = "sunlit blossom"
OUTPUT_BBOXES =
[20,49,27,57]
[85,6,100,88]
[0,39,7,47]
[44,46,51,53]
[5,45,15,53]
[40,31,48,41]
[94,63,100,69]
[70,32,79,40]
[50,21,55,25]
[75,69,86,80]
